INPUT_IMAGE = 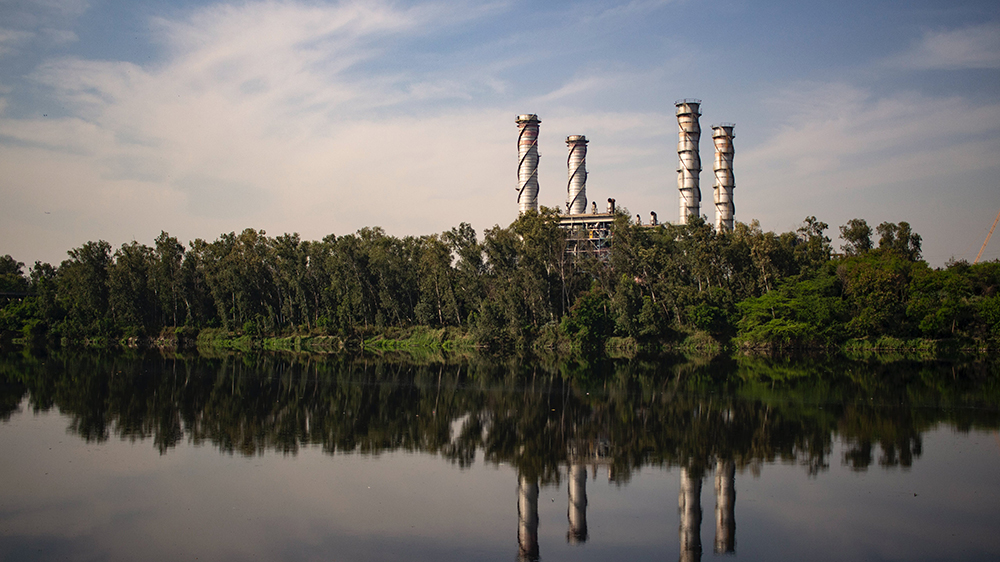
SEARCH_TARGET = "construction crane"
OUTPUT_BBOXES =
[974,207,1000,264]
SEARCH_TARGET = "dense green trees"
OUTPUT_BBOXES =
[1,213,998,350]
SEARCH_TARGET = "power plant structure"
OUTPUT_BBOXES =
[514,102,735,257]
[676,100,703,223]
[566,135,589,215]
[516,114,541,214]
[712,123,736,231]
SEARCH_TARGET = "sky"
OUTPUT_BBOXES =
[1,0,998,268]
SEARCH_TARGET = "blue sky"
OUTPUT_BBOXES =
[1,0,998,267]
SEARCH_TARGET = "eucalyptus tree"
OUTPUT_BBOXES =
[325,233,375,332]
[442,222,484,324]
[152,232,186,327]
[108,241,157,335]
[196,229,279,332]
[0,255,28,293]
[57,241,113,337]
[475,208,574,345]
[415,234,461,326]
[839,218,873,256]
[270,233,314,329]
[794,216,833,274]
[876,221,922,261]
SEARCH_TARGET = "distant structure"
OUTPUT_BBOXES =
[712,124,736,231]
[566,135,589,215]
[516,114,541,214]
[676,100,702,223]
[513,101,736,253]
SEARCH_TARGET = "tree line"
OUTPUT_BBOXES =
[1,210,998,350]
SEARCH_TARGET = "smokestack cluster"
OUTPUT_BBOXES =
[515,105,734,229]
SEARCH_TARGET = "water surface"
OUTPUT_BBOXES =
[0,351,997,561]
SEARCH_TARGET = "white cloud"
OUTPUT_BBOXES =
[888,22,1000,70]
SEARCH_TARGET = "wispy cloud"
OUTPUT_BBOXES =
[0,28,36,57]
[738,82,1000,261]
[0,0,87,55]
[887,22,1000,70]
[744,83,1000,182]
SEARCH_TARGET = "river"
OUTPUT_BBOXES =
[0,350,998,561]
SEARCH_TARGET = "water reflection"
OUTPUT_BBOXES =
[0,349,998,561]
[567,463,587,544]
[715,459,736,554]
[679,467,703,561]
[1,350,997,470]
[518,474,539,561]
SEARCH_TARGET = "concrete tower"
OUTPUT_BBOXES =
[676,100,702,223]
[516,114,541,214]
[566,135,588,215]
[712,124,736,231]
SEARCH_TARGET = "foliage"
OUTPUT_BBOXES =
[2,214,998,352]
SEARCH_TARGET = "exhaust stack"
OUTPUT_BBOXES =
[712,124,736,231]
[516,114,541,214]
[676,100,702,223]
[566,135,588,215]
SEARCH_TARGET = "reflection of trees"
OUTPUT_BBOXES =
[0,350,998,479]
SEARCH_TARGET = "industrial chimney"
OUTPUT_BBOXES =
[516,114,541,214]
[566,135,588,215]
[712,123,735,231]
[676,100,702,223]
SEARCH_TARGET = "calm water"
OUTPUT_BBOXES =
[0,350,998,561]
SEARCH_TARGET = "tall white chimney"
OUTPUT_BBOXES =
[712,124,736,231]
[676,100,702,223]
[566,135,589,215]
[516,114,541,214]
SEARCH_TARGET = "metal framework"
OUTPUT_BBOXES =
[559,213,614,260]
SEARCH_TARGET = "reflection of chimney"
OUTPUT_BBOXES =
[518,475,540,561]
[567,463,588,544]
[679,467,703,562]
[714,460,736,554]
[516,114,541,214]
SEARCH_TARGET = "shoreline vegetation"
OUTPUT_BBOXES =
[2,210,998,359]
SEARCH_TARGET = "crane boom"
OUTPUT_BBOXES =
[974,207,1000,264]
